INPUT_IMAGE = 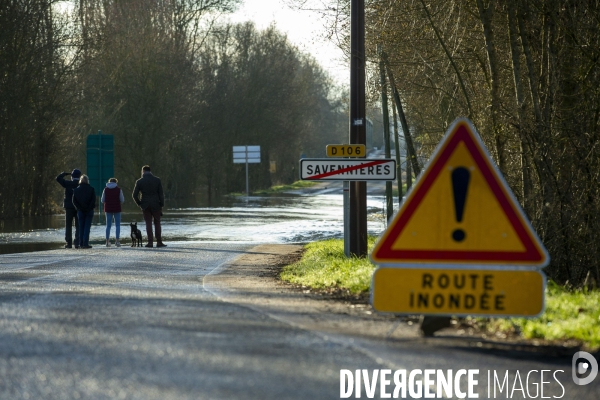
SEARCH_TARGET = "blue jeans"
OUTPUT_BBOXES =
[105,212,121,240]
[77,209,94,247]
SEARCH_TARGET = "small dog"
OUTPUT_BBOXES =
[130,222,143,247]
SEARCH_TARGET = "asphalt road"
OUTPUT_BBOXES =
[0,244,385,399]
[0,244,597,399]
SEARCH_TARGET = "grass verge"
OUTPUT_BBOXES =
[280,237,377,294]
[481,282,600,350]
[391,185,407,199]
[229,181,319,197]
[253,180,317,195]
[281,238,600,350]
[228,181,318,196]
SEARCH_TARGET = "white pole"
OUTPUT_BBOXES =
[246,160,249,197]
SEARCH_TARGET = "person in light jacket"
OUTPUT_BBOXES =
[101,178,125,247]
[72,175,96,249]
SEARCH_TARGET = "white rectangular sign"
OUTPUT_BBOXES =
[233,145,261,164]
[300,158,396,181]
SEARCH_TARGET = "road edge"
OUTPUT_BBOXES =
[204,243,585,359]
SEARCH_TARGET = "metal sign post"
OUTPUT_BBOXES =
[233,146,261,197]
[317,144,394,257]
[344,181,350,257]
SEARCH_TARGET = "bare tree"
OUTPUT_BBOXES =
[293,0,600,285]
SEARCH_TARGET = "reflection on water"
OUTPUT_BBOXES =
[0,194,389,255]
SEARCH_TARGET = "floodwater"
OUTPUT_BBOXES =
[0,190,394,255]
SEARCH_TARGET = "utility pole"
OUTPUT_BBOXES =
[382,53,421,177]
[349,0,367,257]
[379,47,393,222]
[392,98,403,204]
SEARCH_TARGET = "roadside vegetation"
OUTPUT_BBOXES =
[229,180,318,197]
[391,185,408,199]
[281,238,600,350]
[253,181,318,195]
[280,238,377,294]
[483,283,600,350]
[285,0,600,288]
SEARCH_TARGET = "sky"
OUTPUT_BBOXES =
[225,0,349,85]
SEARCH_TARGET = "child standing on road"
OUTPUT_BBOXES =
[101,178,125,247]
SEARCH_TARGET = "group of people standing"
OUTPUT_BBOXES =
[56,165,166,249]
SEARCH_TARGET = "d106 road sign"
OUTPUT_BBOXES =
[300,159,396,181]
[326,144,365,157]
[371,267,546,317]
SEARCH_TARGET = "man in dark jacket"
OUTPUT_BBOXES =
[132,165,166,248]
[73,174,96,249]
[56,169,81,248]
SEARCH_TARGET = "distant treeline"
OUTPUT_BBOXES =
[0,0,347,214]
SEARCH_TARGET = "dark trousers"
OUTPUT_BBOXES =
[143,208,162,245]
[77,209,94,247]
[65,208,79,246]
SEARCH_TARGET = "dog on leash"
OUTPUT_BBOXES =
[130,222,143,247]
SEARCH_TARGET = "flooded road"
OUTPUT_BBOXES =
[0,187,395,254]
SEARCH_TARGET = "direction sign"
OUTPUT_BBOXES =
[233,145,260,163]
[326,144,365,157]
[371,118,549,267]
[233,145,260,196]
[371,268,545,317]
[300,158,396,181]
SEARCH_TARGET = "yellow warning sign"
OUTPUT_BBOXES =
[372,268,545,317]
[371,118,549,267]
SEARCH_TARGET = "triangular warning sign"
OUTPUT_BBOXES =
[371,118,549,267]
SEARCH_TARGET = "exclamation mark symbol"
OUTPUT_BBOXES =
[451,167,470,242]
